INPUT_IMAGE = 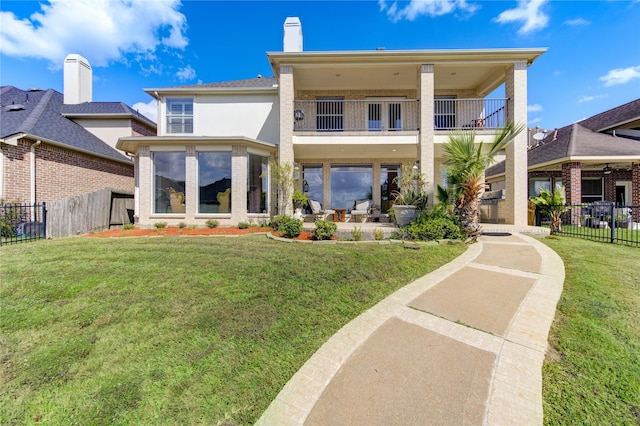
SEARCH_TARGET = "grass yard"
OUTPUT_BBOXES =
[541,236,640,424]
[0,235,465,425]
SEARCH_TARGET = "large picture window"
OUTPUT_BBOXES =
[167,98,193,134]
[582,177,603,203]
[154,152,185,214]
[330,166,372,211]
[381,165,400,213]
[303,166,323,204]
[198,152,231,213]
[248,154,269,213]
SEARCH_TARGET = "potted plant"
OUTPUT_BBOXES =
[391,163,428,226]
[292,189,308,219]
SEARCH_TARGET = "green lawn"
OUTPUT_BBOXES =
[0,236,465,425]
[541,236,640,424]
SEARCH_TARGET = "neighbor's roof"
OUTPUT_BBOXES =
[579,98,640,133]
[60,102,157,127]
[0,86,131,162]
[145,77,278,98]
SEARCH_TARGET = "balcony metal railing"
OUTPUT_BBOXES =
[292,98,509,132]
[293,99,419,132]
[434,98,508,130]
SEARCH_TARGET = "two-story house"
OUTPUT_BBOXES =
[118,17,545,228]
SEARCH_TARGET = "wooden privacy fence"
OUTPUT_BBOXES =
[46,188,134,238]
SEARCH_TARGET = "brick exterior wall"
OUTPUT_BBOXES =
[1,138,133,203]
[562,162,582,204]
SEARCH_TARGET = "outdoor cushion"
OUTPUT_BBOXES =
[309,199,322,214]
[354,200,370,212]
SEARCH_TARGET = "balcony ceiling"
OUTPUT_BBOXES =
[292,63,509,95]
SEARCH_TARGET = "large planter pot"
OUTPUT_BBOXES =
[393,205,417,226]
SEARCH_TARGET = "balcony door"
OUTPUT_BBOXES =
[316,97,344,131]
[367,98,403,131]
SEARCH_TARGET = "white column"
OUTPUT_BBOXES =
[232,145,248,223]
[138,146,151,225]
[419,64,435,201]
[505,61,528,225]
[185,145,196,222]
[278,65,295,215]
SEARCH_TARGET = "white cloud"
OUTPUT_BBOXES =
[176,65,196,82]
[132,99,158,123]
[599,65,640,87]
[528,104,543,113]
[529,117,543,125]
[380,0,479,22]
[578,94,608,103]
[563,18,589,26]
[0,0,188,68]
[494,0,549,35]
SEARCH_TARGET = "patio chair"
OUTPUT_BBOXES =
[351,199,372,223]
[168,187,186,213]
[307,199,335,221]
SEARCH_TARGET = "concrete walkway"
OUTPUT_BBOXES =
[257,228,564,425]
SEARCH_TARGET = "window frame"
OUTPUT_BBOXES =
[166,97,194,134]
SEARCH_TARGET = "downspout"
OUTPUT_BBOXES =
[0,145,4,201]
[31,140,41,205]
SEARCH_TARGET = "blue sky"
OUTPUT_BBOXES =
[1,0,639,130]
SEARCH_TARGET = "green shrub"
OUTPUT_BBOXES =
[178,222,187,229]
[122,223,135,230]
[399,216,463,241]
[238,222,250,229]
[270,215,290,232]
[373,228,385,241]
[351,226,363,241]
[154,222,168,229]
[0,204,21,238]
[205,219,219,229]
[314,219,337,240]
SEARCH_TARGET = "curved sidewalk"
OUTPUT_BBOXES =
[258,231,565,425]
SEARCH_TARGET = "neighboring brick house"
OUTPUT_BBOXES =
[119,17,544,227]
[486,99,640,208]
[0,55,156,204]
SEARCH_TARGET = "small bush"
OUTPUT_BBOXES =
[178,222,187,229]
[400,216,463,241]
[373,228,385,241]
[351,226,363,241]
[270,215,290,232]
[154,222,168,229]
[314,219,337,240]
[238,222,250,229]
[122,223,135,230]
[269,215,303,238]
[205,219,219,229]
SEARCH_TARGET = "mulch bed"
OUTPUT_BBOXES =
[87,227,325,241]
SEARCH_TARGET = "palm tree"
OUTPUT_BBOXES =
[529,186,568,232]
[443,121,525,239]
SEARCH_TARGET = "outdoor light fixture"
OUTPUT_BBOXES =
[603,164,612,175]
[412,160,419,174]
[303,179,309,193]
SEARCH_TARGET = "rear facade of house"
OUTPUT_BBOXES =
[119,17,545,228]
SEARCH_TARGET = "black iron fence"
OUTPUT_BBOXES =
[0,203,47,246]
[535,202,640,247]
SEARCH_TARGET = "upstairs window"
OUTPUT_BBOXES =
[316,97,343,131]
[167,98,193,134]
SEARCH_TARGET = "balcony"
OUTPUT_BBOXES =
[292,98,509,132]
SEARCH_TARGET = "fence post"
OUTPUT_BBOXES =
[610,204,615,244]
[42,202,47,239]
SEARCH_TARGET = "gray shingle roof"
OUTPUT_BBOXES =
[160,77,278,90]
[60,102,157,126]
[579,98,640,132]
[1,86,130,162]
[486,121,640,177]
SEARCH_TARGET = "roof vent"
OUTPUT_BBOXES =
[6,104,25,111]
